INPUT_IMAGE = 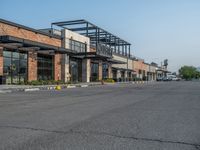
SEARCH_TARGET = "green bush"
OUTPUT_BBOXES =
[28,80,41,86]
[133,77,142,81]
[103,78,115,83]
[26,80,65,86]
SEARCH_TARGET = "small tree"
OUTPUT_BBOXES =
[196,71,200,79]
[179,66,197,80]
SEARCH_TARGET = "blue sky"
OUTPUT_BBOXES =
[1,0,200,72]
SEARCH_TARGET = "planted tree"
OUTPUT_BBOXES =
[179,66,198,80]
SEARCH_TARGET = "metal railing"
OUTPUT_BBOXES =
[96,43,112,58]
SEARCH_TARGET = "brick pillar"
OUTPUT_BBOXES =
[108,63,112,78]
[28,51,37,81]
[98,60,102,81]
[0,47,3,76]
[54,53,62,81]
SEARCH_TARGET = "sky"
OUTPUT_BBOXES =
[1,0,200,72]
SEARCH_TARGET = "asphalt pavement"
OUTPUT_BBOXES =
[0,81,200,150]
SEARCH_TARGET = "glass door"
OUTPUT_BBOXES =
[11,58,19,84]
[3,56,12,84]
[91,62,99,81]
[70,60,78,83]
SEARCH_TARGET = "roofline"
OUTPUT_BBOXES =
[0,18,61,39]
[52,19,131,45]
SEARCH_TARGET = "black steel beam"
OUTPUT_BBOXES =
[68,27,96,31]
[52,20,86,26]
[52,19,131,45]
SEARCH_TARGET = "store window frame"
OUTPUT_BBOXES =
[102,63,108,79]
[90,62,99,82]
[69,39,87,53]
[3,48,28,84]
[37,54,54,81]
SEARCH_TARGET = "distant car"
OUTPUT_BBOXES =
[156,77,163,81]
[172,77,181,81]
[163,77,172,81]
[163,77,168,81]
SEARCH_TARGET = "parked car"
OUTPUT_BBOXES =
[156,77,163,81]
[163,77,172,81]
[172,77,181,81]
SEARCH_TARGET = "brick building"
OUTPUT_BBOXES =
[0,19,72,84]
[0,18,167,84]
[0,19,131,84]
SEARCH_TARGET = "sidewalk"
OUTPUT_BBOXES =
[0,82,102,93]
[0,81,156,94]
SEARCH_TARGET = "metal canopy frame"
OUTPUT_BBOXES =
[0,35,75,55]
[51,20,131,57]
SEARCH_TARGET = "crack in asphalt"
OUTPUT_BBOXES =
[0,125,199,149]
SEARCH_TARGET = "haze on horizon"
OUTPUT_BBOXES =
[1,0,200,72]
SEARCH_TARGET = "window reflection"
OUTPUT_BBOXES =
[91,63,99,81]
[37,54,54,80]
[102,63,108,79]
[3,49,27,84]
[69,39,86,53]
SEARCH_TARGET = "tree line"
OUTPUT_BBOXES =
[179,66,200,80]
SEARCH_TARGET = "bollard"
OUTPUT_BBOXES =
[55,85,61,90]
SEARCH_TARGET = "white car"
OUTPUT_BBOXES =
[172,77,180,81]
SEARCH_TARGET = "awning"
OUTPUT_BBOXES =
[107,59,126,64]
[0,35,75,54]
[112,67,135,72]
[156,69,170,73]
[71,51,115,62]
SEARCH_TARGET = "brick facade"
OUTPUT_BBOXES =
[28,51,37,81]
[0,22,61,47]
[54,53,62,81]
[0,47,3,76]
[0,21,64,82]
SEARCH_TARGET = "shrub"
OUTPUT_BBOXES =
[26,80,65,86]
[103,78,115,83]
[28,80,41,86]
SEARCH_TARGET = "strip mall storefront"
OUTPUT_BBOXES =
[0,19,72,84]
[2,49,27,84]
[0,19,134,84]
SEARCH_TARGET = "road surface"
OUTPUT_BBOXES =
[0,81,200,150]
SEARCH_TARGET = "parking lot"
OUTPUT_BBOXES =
[0,81,200,150]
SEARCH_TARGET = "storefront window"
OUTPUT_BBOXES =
[112,69,117,80]
[102,63,108,79]
[69,59,82,83]
[3,49,27,84]
[69,39,86,53]
[91,63,99,81]
[37,54,54,80]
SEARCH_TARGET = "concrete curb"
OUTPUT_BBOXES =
[0,81,157,94]
[81,85,89,88]
[0,83,102,93]
[24,88,40,92]
[67,85,76,88]
[0,90,12,94]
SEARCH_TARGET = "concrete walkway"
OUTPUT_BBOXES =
[0,82,102,93]
[0,81,156,93]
